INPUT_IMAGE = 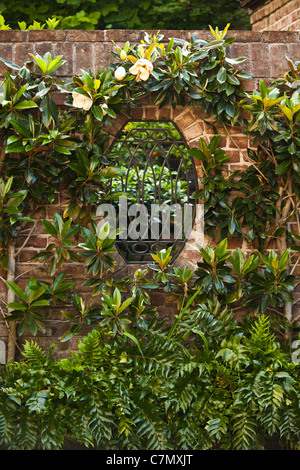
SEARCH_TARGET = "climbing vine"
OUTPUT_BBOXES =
[0,26,299,450]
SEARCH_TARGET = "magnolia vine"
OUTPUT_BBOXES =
[0,26,299,363]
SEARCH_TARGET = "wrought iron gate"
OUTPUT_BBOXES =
[107,121,198,263]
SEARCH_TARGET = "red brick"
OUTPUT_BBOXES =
[0,42,13,59]
[94,42,113,71]
[174,111,196,129]
[270,44,289,78]
[227,238,243,249]
[130,107,144,119]
[290,10,300,26]
[15,264,49,279]
[17,249,40,263]
[228,135,248,150]
[52,92,68,106]
[114,112,129,128]
[183,119,203,135]
[74,43,93,74]
[136,95,152,106]
[157,107,172,120]
[242,79,256,92]
[105,30,144,43]
[263,31,299,43]
[273,15,293,31]
[181,30,211,41]
[228,150,241,162]
[144,107,158,120]
[250,43,270,78]
[34,42,54,58]
[229,164,248,172]
[15,235,48,249]
[67,30,104,42]
[0,44,13,76]
[14,43,34,65]
[230,44,251,73]
[46,206,64,218]
[255,17,270,30]
[218,136,227,148]
[230,31,263,43]
[0,30,28,42]
[29,30,66,42]
[53,42,73,76]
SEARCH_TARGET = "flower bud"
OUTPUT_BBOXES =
[120,50,127,61]
[114,66,126,81]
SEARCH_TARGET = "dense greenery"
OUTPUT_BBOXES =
[0,0,250,31]
[0,27,299,449]
[0,308,299,450]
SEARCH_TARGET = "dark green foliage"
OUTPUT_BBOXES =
[0,310,298,450]
[0,29,299,452]
[0,0,250,31]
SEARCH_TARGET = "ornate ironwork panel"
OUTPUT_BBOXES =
[107,121,198,263]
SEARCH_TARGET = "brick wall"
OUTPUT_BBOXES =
[0,30,299,359]
[0,29,299,82]
[245,0,300,31]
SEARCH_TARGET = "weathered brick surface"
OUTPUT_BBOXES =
[0,28,298,82]
[0,29,299,357]
[249,0,300,31]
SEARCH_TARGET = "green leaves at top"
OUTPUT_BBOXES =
[30,52,66,76]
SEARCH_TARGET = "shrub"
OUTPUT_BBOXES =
[0,306,299,450]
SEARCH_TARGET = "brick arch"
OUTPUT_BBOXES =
[102,98,211,270]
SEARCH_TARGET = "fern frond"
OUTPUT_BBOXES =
[232,411,257,450]
[0,409,16,448]
[77,329,102,369]
[40,416,67,449]
[132,402,169,450]
[205,415,229,442]
[279,406,300,442]
[15,413,39,450]
[22,340,48,368]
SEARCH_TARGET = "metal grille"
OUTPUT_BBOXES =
[108,121,198,263]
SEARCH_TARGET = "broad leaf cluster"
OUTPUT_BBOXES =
[0,310,298,450]
[0,29,299,451]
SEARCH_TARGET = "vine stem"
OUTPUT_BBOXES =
[6,241,16,362]
[277,179,294,345]
[14,212,42,258]
[222,124,269,183]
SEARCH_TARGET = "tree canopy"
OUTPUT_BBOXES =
[0,0,250,30]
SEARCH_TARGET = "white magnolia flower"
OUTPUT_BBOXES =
[114,66,126,81]
[129,58,153,82]
[72,91,93,111]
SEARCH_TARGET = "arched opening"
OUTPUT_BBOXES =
[106,120,198,263]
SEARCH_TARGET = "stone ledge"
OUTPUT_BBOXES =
[0,30,28,42]
[0,29,298,45]
[262,30,300,42]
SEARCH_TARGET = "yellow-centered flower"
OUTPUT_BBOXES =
[129,58,153,82]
